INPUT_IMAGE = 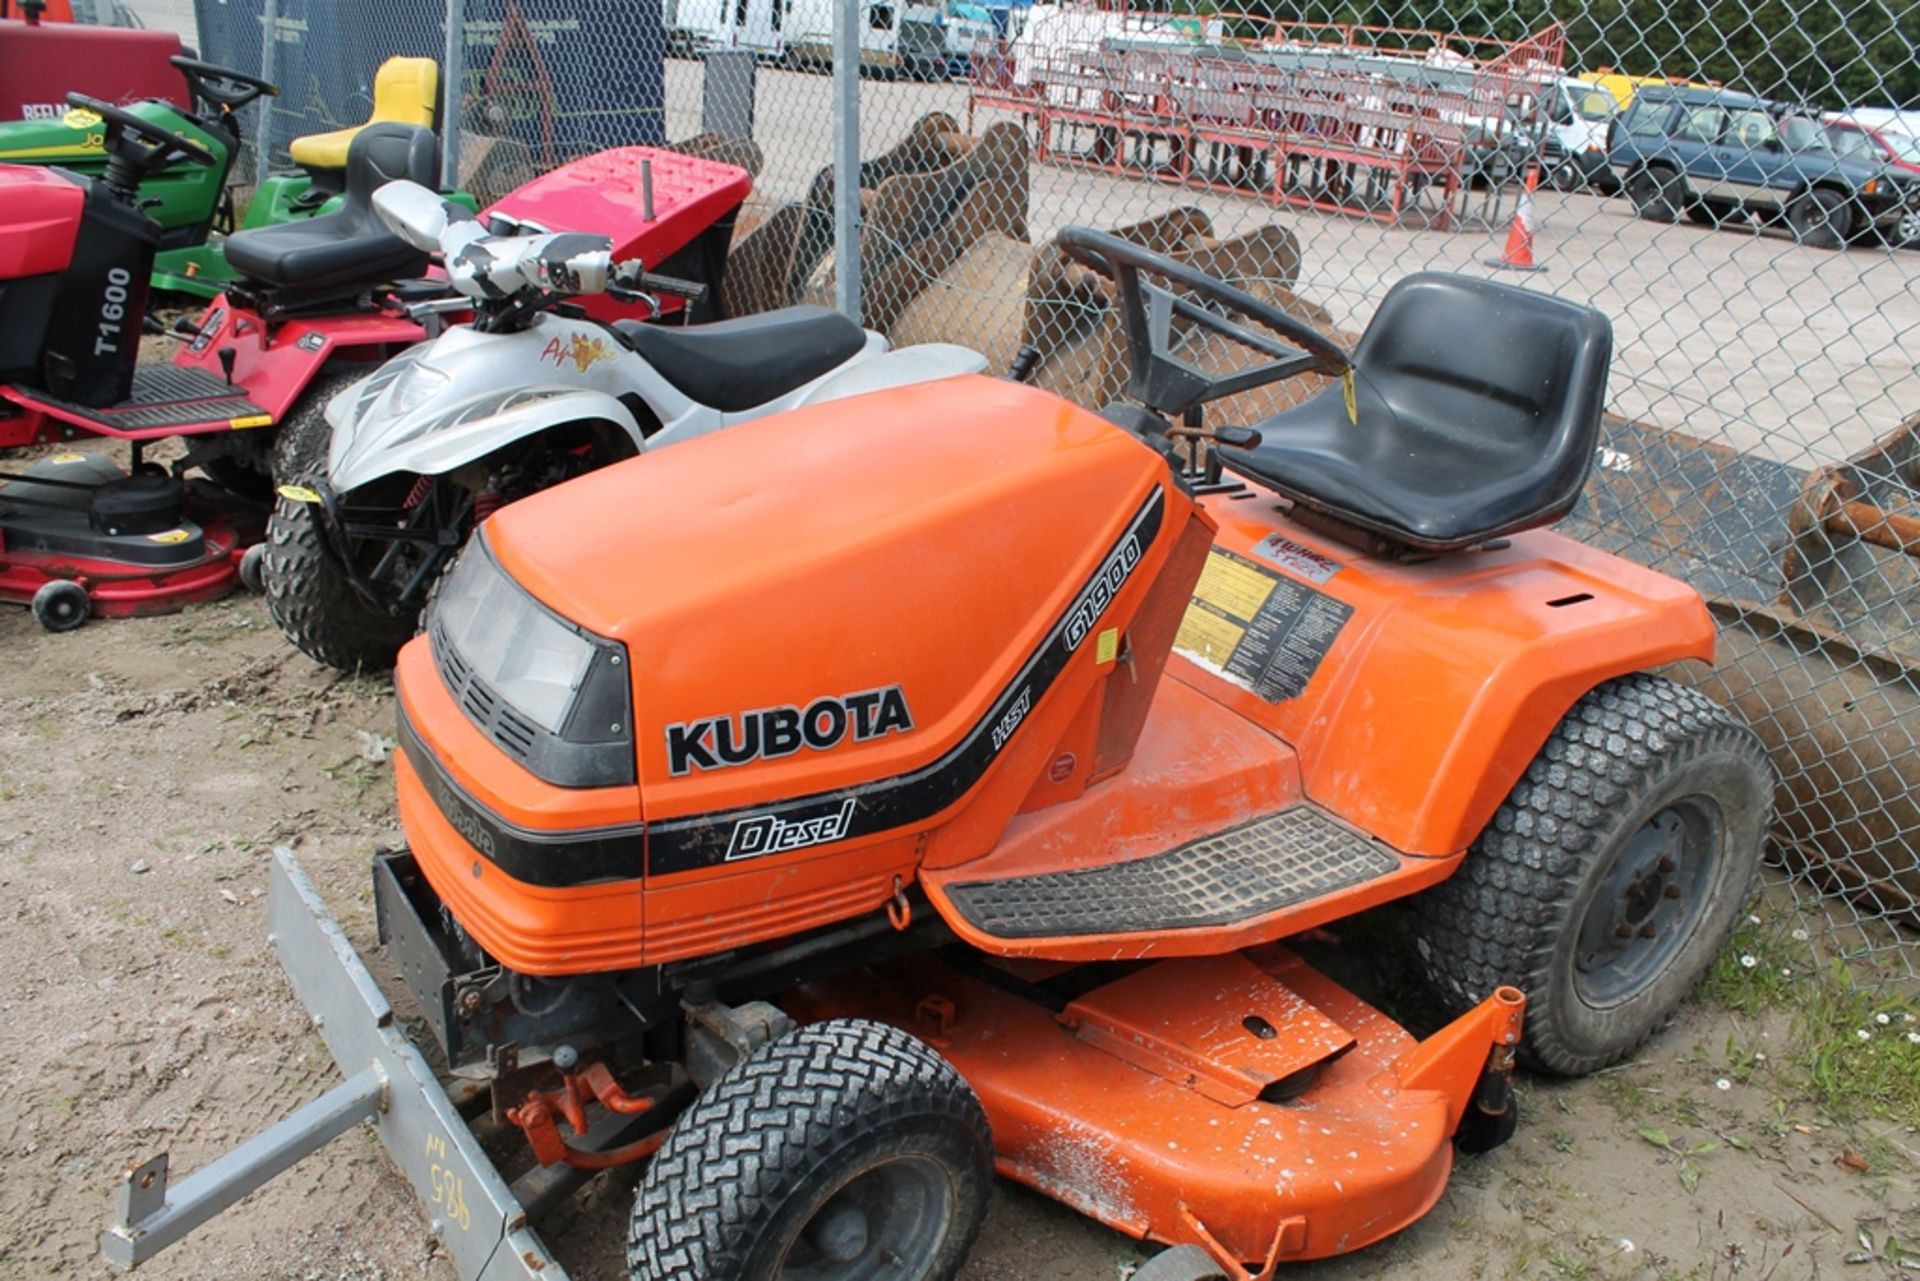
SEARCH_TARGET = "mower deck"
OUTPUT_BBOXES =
[0,454,247,616]
[103,847,1523,1280]
[1,365,270,446]
[791,949,1524,1268]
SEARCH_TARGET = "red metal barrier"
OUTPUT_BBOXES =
[968,12,1566,230]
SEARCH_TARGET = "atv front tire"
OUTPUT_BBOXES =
[1406,674,1771,1076]
[262,369,418,671]
[626,1019,992,1281]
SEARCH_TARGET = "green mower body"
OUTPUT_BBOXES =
[0,99,478,300]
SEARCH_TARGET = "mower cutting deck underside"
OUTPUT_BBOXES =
[102,847,1524,1279]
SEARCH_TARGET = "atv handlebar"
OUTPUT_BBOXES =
[609,261,707,307]
[170,56,278,112]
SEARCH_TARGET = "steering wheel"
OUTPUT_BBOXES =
[170,56,278,112]
[66,92,219,191]
[1055,226,1351,419]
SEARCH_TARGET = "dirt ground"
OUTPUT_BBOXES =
[0,589,1913,1280]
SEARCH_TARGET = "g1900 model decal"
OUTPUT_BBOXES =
[1064,529,1143,649]
[666,686,913,775]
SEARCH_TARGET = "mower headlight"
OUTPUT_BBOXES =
[435,541,592,732]
[428,537,635,788]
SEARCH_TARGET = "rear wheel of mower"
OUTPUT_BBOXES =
[261,370,418,671]
[626,1019,992,1281]
[31,580,91,633]
[1405,674,1771,1077]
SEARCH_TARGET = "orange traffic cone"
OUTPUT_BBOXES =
[1486,165,1548,272]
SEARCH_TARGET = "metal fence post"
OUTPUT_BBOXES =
[830,0,860,322]
[252,0,279,187]
[441,0,465,191]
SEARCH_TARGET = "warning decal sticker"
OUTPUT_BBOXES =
[1174,547,1354,703]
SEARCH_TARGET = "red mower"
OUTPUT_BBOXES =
[0,94,750,630]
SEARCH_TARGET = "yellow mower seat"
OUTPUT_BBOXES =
[288,57,438,171]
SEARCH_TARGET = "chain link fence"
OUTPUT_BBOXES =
[95,0,1920,971]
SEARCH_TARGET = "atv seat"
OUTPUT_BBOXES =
[1217,273,1613,552]
[224,123,440,292]
[612,305,866,412]
[287,57,439,173]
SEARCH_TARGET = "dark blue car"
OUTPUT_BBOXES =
[1607,86,1917,247]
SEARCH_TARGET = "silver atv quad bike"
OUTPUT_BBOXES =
[264,181,984,670]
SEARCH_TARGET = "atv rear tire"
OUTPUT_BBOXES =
[626,1019,992,1281]
[262,369,417,671]
[1405,674,1771,1077]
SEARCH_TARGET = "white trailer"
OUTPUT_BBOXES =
[666,0,791,59]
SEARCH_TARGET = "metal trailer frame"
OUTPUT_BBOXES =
[101,847,567,1281]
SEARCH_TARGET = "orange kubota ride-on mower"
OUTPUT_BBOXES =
[107,230,1773,1281]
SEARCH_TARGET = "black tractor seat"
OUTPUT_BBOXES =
[1217,273,1613,552]
[613,305,866,413]
[224,123,441,293]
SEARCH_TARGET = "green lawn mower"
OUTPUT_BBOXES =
[0,52,474,299]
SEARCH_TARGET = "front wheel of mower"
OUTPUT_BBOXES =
[32,579,91,632]
[261,370,418,671]
[626,1019,992,1281]
[1405,674,1772,1077]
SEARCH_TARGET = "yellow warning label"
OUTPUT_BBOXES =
[228,414,273,430]
[1175,604,1244,666]
[50,452,87,464]
[276,484,322,504]
[1193,548,1277,620]
[1095,628,1119,664]
[149,529,191,544]
[1342,369,1358,425]
[1174,546,1357,703]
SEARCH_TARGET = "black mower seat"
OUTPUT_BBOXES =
[1217,273,1613,552]
[224,123,441,292]
[613,305,865,413]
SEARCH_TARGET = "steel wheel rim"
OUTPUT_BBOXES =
[778,1155,954,1280]
[1572,797,1721,1008]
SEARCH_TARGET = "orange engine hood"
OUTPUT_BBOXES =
[482,375,1182,862]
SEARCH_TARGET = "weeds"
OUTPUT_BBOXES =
[1696,901,1920,1158]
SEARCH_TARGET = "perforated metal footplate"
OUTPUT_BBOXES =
[946,808,1401,939]
[21,366,268,432]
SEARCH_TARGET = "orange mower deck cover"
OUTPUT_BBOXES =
[397,375,1211,973]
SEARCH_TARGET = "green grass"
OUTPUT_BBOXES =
[1697,901,1920,1142]
[1795,964,1920,1124]
[1699,911,1803,1013]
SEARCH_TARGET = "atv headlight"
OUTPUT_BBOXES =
[429,536,634,787]
[388,362,452,417]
